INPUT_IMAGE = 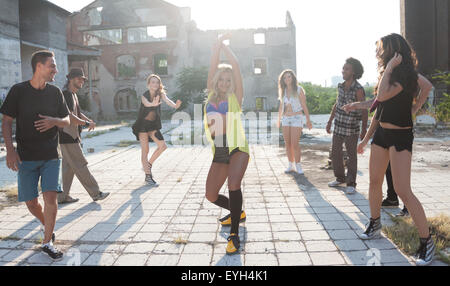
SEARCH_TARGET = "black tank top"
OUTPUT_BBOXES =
[377,71,417,127]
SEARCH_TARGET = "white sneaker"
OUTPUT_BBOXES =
[328,180,345,187]
[295,163,304,174]
[285,163,295,173]
[345,186,356,194]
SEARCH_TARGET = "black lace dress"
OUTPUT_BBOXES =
[132,90,164,142]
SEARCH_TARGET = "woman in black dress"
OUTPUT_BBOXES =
[132,74,181,185]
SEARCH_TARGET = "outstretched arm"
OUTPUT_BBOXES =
[161,93,181,109]
[220,40,244,106]
[141,95,161,107]
[207,40,222,91]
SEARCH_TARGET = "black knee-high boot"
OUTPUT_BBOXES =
[212,195,230,210]
[229,189,243,235]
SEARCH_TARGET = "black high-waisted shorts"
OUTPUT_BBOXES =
[371,126,414,153]
[212,135,241,164]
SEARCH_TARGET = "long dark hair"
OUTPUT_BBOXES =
[374,33,418,96]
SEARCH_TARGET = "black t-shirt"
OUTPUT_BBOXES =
[59,90,81,144]
[377,68,418,127]
[0,81,69,161]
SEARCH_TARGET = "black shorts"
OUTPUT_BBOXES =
[212,135,241,164]
[371,126,414,153]
[132,118,163,142]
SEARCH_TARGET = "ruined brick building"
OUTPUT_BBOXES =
[0,0,71,102]
[67,0,297,119]
[401,0,449,105]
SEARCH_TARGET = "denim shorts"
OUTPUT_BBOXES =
[281,115,304,128]
[17,159,62,202]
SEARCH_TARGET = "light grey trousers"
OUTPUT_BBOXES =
[58,143,100,202]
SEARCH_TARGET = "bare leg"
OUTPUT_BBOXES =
[389,148,430,238]
[139,132,150,174]
[25,198,45,225]
[205,162,229,203]
[282,126,293,163]
[148,131,167,166]
[42,191,58,244]
[290,127,302,163]
[368,144,390,219]
[228,151,250,190]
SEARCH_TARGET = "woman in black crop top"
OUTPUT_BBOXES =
[132,74,181,185]
[345,33,435,266]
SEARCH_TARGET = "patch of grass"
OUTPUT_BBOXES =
[383,213,450,264]
[0,236,21,241]
[115,140,138,147]
[85,130,108,138]
[0,185,18,202]
[174,236,188,245]
[109,127,121,131]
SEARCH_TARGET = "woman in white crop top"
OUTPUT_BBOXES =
[277,69,312,174]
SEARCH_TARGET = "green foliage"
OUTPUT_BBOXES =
[432,71,450,122]
[301,82,337,114]
[300,82,375,114]
[436,93,450,122]
[118,63,136,78]
[171,66,208,112]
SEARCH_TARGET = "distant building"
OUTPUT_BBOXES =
[401,0,450,105]
[67,0,297,119]
[0,0,71,102]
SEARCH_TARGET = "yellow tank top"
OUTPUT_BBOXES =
[204,92,249,156]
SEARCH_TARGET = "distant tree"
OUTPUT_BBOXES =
[301,82,337,114]
[170,66,208,114]
[301,82,375,114]
[432,71,450,122]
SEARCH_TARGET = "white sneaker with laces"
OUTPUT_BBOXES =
[328,180,345,187]
[345,186,356,194]
[284,162,294,173]
[295,163,304,174]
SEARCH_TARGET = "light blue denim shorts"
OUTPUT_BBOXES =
[17,159,62,202]
[281,115,304,128]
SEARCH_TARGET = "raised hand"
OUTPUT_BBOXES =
[218,33,231,43]
[386,52,402,71]
[175,100,182,109]
[151,96,162,107]
[88,120,96,131]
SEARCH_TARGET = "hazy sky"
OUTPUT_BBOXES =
[49,0,400,86]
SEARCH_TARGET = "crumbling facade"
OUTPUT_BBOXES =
[0,0,70,103]
[68,0,297,119]
[401,0,450,105]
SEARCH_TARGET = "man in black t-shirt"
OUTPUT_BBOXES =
[58,68,109,204]
[0,50,69,261]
